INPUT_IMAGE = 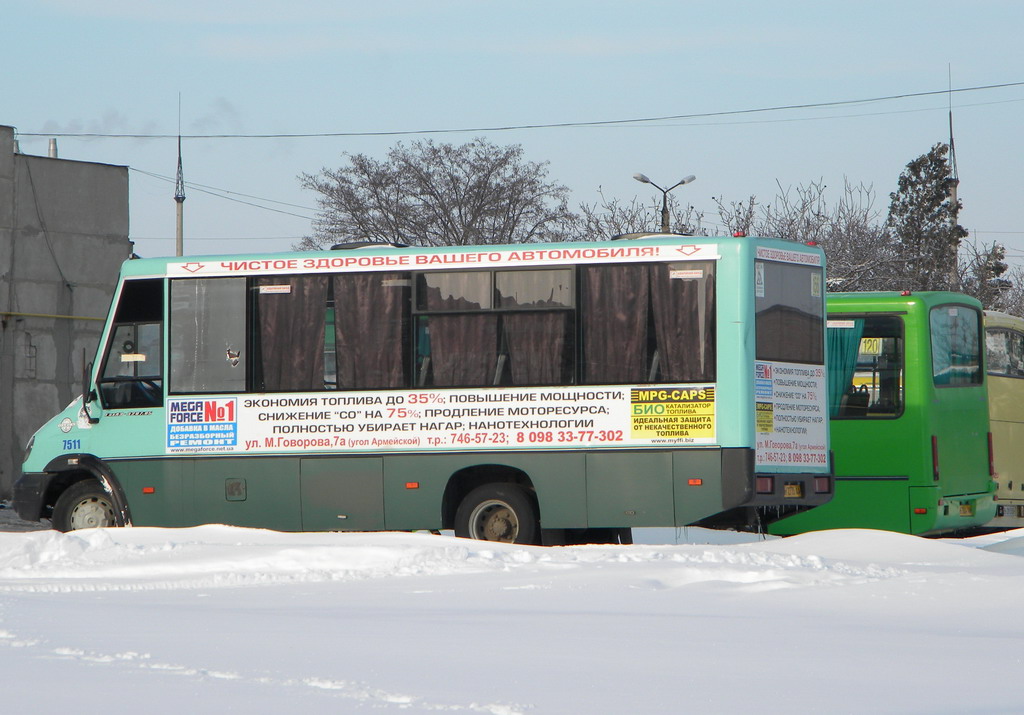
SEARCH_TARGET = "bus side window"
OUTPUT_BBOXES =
[986,329,1011,375]
[324,304,337,388]
[332,273,410,389]
[252,275,329,392]
[97,278,164,409]
[98,322,163,408]
[648,262,715,383]
[580,264,649,384]
[986,329,1024,378]
[495,269,574,387]
[1013,331,1024,377]
[170,278,247,394]
[581,263,715,386]
[829,315,904,419]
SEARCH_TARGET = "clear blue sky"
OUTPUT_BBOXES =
[4,0,1023,262]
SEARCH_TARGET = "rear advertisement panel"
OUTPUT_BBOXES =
[754,361,828,470]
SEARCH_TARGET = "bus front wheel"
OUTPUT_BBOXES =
[52,480,117,532]
[454,484,539,545]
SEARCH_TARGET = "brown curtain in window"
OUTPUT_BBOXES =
[255,275,329,391]
[333,272,409,389]
[581,265,648,384]
[428,314,499,386]
[703,271,716,379]
[649,264,716,382]
[504,312,569,385]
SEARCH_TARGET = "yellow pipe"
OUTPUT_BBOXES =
[0,311,105,322]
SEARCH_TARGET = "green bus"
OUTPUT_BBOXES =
[14,235,833,543]
[770,291,996,536]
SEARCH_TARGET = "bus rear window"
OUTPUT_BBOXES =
[930,305,982,386]
[755,261,824,365]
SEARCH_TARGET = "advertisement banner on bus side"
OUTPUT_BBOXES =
[165,385,716,455]
[754,361,828,470]
[165,243,723,278]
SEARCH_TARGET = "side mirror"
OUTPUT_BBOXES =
[82,349,99,424]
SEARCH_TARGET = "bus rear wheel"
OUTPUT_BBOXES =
[454,484,539,545]
[52,480,116,532]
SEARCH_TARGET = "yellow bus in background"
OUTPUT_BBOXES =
[984,311,1024,529]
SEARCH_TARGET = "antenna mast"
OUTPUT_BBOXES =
[947,66,961,290]
[947,66,959,205]
[174,94,185,257]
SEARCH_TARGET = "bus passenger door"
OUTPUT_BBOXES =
[299,457,385,531]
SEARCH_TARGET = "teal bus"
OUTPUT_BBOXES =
[14,235,833,543]
[770,291,996,536]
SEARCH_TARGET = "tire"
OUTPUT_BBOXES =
[454,484,539,545]
[52,480,117,532]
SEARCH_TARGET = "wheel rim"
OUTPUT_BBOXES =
[467,499,519,542]
[68,496,115,529]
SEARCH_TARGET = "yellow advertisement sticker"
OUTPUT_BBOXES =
[755,401,774,433]
[630,387,715,439]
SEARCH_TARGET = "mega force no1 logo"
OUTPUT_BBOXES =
[167,398,239,452]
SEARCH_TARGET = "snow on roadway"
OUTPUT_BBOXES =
[1,518,1023,714]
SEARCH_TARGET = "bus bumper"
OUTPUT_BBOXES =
[747,472,834,507]
[911,488,997,535]
[986,503,1024,529]
[696,468,833,532]
[13,471,50,522]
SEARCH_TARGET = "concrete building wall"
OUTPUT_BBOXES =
[0,125,132,498]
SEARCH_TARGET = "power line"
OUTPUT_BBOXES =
[19,80,1024,140]
[644,96,1024,129]
[129,168,317,220]
[132,168,316,211]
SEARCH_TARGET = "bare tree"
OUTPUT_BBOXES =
[713,195,757,237]
[297,138,574,249]
[709,146,1024,308]
[713,180,895,290]
[567,188,707,240]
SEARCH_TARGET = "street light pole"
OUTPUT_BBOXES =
[632,173,696,233]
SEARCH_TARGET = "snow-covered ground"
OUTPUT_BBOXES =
[1,508,1022,714]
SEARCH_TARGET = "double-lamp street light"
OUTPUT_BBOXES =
[633,173,696,234]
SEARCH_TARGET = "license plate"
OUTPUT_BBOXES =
[959,503,974,517]
[784,483,804,498]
